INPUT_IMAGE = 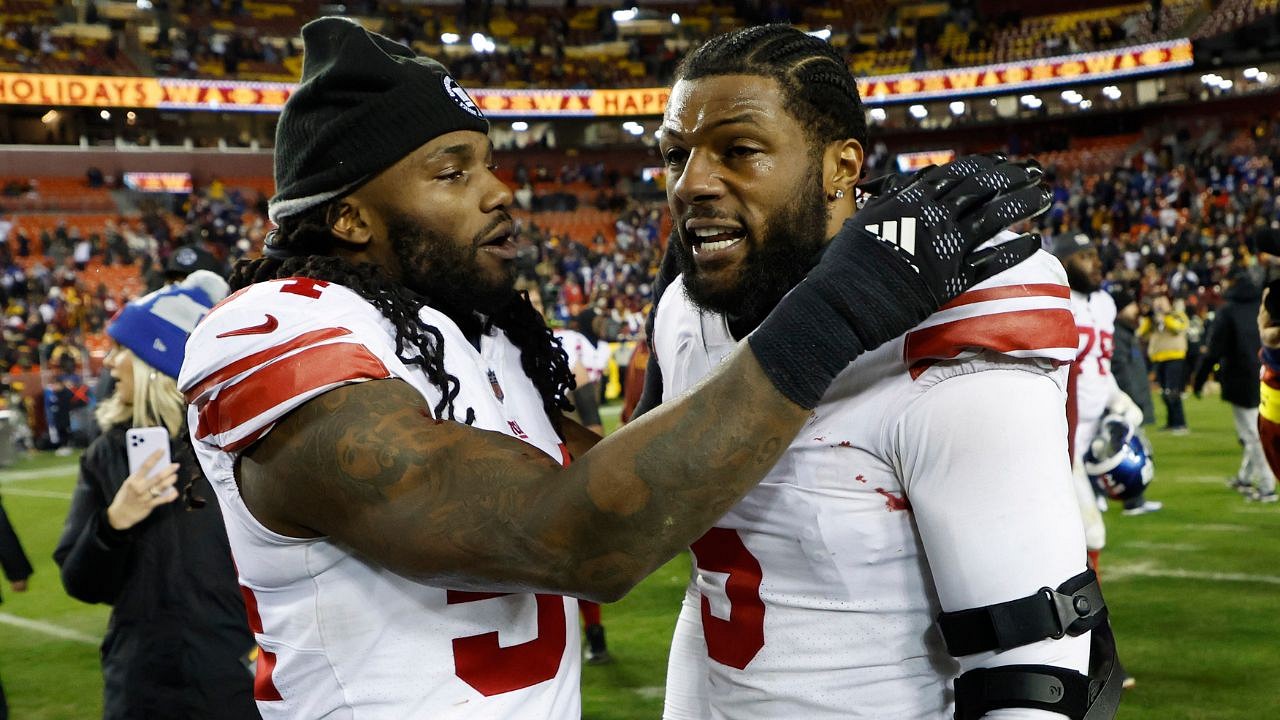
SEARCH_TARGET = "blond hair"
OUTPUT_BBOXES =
[94,347,186,439]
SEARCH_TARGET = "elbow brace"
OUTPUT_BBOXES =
[939,568,1124,720]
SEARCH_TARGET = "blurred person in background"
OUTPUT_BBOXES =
[0,492,33,720]
[1140,293,1190,433]
[1110,287,1157,431]
[53,271,260,720]
[1190,266,1276,505]
[1257,281,1280,503]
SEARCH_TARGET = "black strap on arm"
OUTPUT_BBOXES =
[945,567,1123,720]
[953,616,1124,720]
[938,567,1106,656]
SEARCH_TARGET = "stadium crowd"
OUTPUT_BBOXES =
[5,115,1280,452]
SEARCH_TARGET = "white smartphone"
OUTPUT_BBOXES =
[125,427,172,480]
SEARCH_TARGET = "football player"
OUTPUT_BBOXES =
[1054,234,1160,537]
[177,18,1046,719]
[638,25,1122,719]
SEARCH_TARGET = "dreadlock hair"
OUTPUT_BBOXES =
[229,202,575,423]
[673,24,869,158]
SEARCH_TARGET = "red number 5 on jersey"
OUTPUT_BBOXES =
[691,527,765,670]
[447,592,567,696]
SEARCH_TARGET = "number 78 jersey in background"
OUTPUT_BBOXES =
[179,278,580,719]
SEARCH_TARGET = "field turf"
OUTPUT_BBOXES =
[1,397,1276,718]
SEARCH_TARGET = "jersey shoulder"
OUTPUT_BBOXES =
[902,250,1076,376]
[179,278,399,453]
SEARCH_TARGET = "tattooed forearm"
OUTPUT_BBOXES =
[240,344,808,601]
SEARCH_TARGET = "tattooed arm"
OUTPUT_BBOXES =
[238,343,804,602]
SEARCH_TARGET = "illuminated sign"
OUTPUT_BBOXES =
[0,39,1192,115]
[858,38,1193,105]
[123,172,193,193]
[896,150,956,173]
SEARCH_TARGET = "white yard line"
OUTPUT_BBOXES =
[1,487,73,500]
[1108,561,1280,586]
[0,612,100,645]
[0,465,78,484]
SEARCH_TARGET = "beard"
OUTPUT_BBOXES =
[1064,261,1101,294]
[387,214,519,336]
[673,163,829,333]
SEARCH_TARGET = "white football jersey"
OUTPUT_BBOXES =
[654,250,1088,719]
[179,277,580,720]
[1068,290,1119,460]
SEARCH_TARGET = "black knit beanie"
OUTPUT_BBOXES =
[268,17,489,224]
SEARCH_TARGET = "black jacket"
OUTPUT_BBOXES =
[1111,320,1156,425]
[0,495,33,604]
[1194,277,1263,408]
[53,425,260,720]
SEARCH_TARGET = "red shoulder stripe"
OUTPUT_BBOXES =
[185,327,353,403]
[905,308,1077,368]
[195,342,389,440]
[938,283,1070,311]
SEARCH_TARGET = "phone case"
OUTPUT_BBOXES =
[126,426,172,479]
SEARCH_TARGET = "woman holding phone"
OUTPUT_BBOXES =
[53,271,259,720]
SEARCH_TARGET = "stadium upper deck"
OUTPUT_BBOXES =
[0,0,1274,87]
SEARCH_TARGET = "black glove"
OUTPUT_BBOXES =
[748,154,1051,409]
[854,154,1050,302]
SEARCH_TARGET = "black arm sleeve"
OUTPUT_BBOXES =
[53,454,134,605]
[0,498,34,584]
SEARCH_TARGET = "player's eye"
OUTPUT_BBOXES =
[663,147,688,167]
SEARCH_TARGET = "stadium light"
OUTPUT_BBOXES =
[1244,67,1259,79]
[908,104,927,119]
[1020,95,1042,109]
[41,110,58,124]
[441,33,460,44]
[671,13,680,25]
[612,8,637,22]
[623,122,644,136]
[1220,79,1234,90]
[868,107,886,122]
[1200,73,1221,85]
[471,33,495,53]
[99,110,111,120]
[1260,72,1271,82]
[1061,90,1082,104]
[1079,100,1093,109]
[949,100,965,115]
[1102,85,1121,100]
[807,28,832,41]
[136,0,152,8]
[511,121,529,132]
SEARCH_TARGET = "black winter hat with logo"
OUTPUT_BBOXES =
[268,17,489,224]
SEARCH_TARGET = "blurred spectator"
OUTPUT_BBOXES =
[53,272,260,720]
[1194,268,1277,502]
[0,490,33,720]
[1110,287,1156,426]
[1141,295,1190,433]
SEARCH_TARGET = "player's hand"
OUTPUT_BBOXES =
[10,579,28,593]
[1260,288,1280,349]
[106,450,180,531]
[854,154,1051,302]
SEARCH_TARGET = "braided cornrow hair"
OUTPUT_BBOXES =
[229,203,575,423]
[674,24,869,155]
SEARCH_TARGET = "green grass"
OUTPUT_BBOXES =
[2,398,1277,718]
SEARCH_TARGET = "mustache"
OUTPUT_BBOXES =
[473,212,514,245]
[679,206,738,228]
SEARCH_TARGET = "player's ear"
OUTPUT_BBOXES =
[823,138,864,199]
[328,198,376,248]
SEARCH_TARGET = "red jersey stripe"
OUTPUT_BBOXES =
[184,327,353,404]
[938,283,1070,311]
[238,585,284,701]
[196,342,390,440]
[905,308,1077,366]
